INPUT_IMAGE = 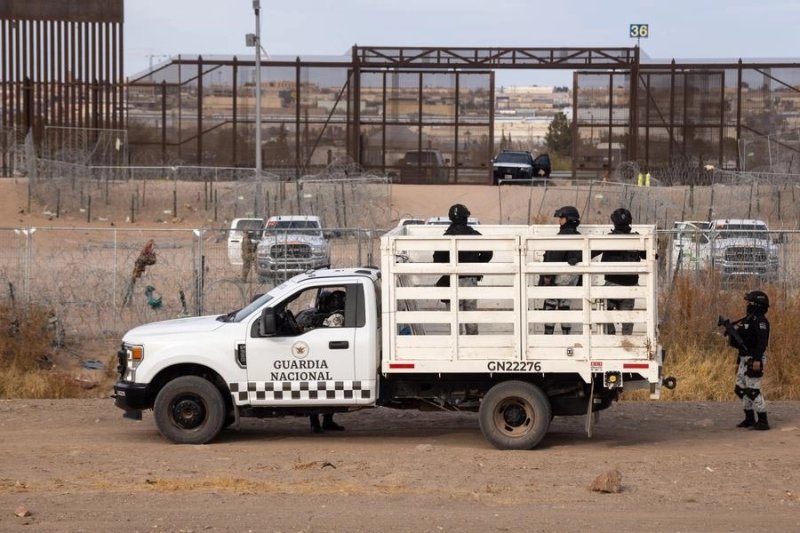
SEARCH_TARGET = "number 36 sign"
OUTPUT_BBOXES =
[629,24,649,38]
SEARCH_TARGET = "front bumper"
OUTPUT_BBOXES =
[257,257,329,278]
[493,166,532,181]
[113,380,151,412]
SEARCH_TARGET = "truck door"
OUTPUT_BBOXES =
[243,283,359,406]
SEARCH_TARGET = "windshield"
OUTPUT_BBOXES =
[495,152,531,165]
[716,224,769,239]
[224,293,274,323]
[234,219,263,231]
[264,220,322,237]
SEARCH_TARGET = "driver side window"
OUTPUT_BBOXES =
[279,284,349,335]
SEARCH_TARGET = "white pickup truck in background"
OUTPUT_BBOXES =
[227,217,264,266]
[670,218,779,282]
[256,215,331,284]
[709,218,779,283]
[114,223,669,450]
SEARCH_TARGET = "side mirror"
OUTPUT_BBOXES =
[773,234,785,244]
[259,307,277,337]
[444,158,451,166]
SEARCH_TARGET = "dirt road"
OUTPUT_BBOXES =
[1,399,799,532]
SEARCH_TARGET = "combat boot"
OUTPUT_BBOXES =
[321,414,344,431]
[752,411,769,431]
[736,410,755,428]
[310,415,323,434]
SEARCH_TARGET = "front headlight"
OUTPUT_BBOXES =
[311,243,328,255]
[125,344,144,380]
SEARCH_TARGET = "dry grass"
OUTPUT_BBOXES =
[1,275,797,400]
[0,303,82,399]
[658,274,800,401]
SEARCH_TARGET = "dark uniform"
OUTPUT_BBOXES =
[731,290,771,430]
[433,204,493,335]
[540,206,582,335]
[597,207,645,335]
[308,289,347,433]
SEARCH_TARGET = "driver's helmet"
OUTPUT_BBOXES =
[324,290,346,313]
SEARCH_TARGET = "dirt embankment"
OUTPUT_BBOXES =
[1,399,799,531]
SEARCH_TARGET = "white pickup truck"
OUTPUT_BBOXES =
[670,218,779,282]
[114,224,668,450]
[256,215,330,284]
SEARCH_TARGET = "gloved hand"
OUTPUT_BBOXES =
[567,257,579,266]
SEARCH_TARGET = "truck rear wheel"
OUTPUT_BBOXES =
[153,376,226,445]
[479,381,551,450]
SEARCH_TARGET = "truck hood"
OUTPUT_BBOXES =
[259,235,326,245]
[123,315,226,342]
[494,162,532,169]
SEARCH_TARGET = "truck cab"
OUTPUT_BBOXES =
[670,220,712,274]
[114,268,381,444]
[227,217,264,266]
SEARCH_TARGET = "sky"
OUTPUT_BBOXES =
[124,0,800,86]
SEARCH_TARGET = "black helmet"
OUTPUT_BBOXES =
[317,290,332,309]
[327,290,346,312]
[744,290,769,312]
[554,205,580,223]
[448,203,471,222]
[610,207,632,227]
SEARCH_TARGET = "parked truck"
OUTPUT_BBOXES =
[670,218,779,283]
[709,218,779,283]
[256,215,330,284]
[114,223,668,450]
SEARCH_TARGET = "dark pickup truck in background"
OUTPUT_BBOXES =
[493,150,551,185]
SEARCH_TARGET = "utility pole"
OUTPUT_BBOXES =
[247,1,264,214]
[253,0,262,178]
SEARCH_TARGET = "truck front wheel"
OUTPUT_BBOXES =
[153,376,227,445]
[479,381,551,450]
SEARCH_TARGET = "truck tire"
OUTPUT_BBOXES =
[153,376,227,445]
[479,380,551,450]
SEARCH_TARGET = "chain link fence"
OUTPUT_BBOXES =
[497,177,800,230]
[0,226,382,343]
[0,224,797,346]
[28,155,393,229]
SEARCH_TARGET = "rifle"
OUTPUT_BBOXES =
[717,316,747,352]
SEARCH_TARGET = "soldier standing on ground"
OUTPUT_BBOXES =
[729,290,771,431]
[241,231,258,282]
[310,290,347,433]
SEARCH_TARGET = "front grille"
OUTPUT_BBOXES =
[494,166,530,178]
[117,344,127,377]
[271,244,312,259]
[724,246,767,262]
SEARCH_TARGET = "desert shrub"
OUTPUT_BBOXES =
[0,302,81,398]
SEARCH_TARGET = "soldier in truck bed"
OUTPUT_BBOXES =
[539,206,582,335]
[593,207,646,335]
[432,204,493,335]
